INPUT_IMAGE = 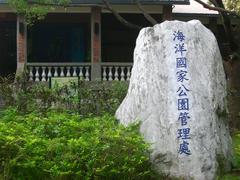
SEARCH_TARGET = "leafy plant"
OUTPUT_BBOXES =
[218,131,240,179]
[0,77,128,116]
[232,132,240,169]
[0,108,155,179]
[7,0,71,25]
[0,75,15,107]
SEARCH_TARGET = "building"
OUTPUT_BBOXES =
[0,0,235,81]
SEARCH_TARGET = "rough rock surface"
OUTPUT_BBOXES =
[115,20,232,180]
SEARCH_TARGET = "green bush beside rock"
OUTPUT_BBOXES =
[0,108,155,179]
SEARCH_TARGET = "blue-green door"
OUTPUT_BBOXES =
[71,28,85,62]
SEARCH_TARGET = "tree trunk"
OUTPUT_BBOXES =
[224,59,240,131]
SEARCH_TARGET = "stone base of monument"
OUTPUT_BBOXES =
[116,20,232,180]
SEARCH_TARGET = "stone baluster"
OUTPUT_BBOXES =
[120,66,125,81]
[54,67,58,77]
[79,67,83,80]
[127,67,131,81]
[102,66,107,81]
[35,67,40,82]
[41,67,46,81]
[73,67,77,77]
[60,67,65,77]
[114,66,119,81]
[85,66,90,81]
[29,66,33,81]
[108,66,113,81]
[47,67,52,81]
[66,67,71,77]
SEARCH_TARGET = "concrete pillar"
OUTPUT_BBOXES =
[91,7,102,81]
[162,5,173,21]
[16,15,27,77]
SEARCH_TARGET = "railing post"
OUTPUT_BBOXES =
[91,63,102,81]
[91,7,102,81]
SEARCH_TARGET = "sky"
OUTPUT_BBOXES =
[173,0,219,14]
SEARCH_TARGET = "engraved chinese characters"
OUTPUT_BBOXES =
[173,31,191,155]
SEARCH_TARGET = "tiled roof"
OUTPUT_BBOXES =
[0,0,189,5]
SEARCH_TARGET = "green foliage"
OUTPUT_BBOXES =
[76,81,129,116]
[232,132,240,169]
[0,109,155,179]
[7,0,70,24]
[208,0,240,15]
[218,132,240,179]
[0,76,128,116]
[0,75,15,107]
[0,76,155,179]
[218,175,240,180]
[225,0,240,15]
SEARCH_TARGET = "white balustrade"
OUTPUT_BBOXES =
[120,67,125,81]
[101,63,132,81]
[113,66,118,81]
[102,66,107,81]
[42,67,46,81]
[35,67,40,82]
[29,66,33,81]
[27,63,132,82]
[27,63,91,82]
[127,67,131,81]
[85,67,90,81]
[47,67,52,79]
[79,67,83,80]
[73,67,77,77]
[66,67,71,77]
[108,66,113,81]
[60,67,64,77]
[54,67,58,77]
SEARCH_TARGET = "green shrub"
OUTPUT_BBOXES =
[217,132,240,179]
[76,81,128,116]
[0,75,15,107]
[0,77,128,116]
[232,132,240,169]
[0,108,155,179]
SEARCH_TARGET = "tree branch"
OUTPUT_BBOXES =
[135,0,158,25]
[194,0,239,17]
[102,0,142,30]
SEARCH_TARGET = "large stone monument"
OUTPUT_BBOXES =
[116,20,232,180]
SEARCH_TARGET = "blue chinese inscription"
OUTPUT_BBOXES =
[176,57,187,68]
[179,141,191,155]
[173,30,185,42]
[177,84,189,97]
[173,30,191,156]
[178,112,190,126]
[175,43,187,56]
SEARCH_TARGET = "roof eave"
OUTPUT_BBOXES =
[0,0,190,5]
